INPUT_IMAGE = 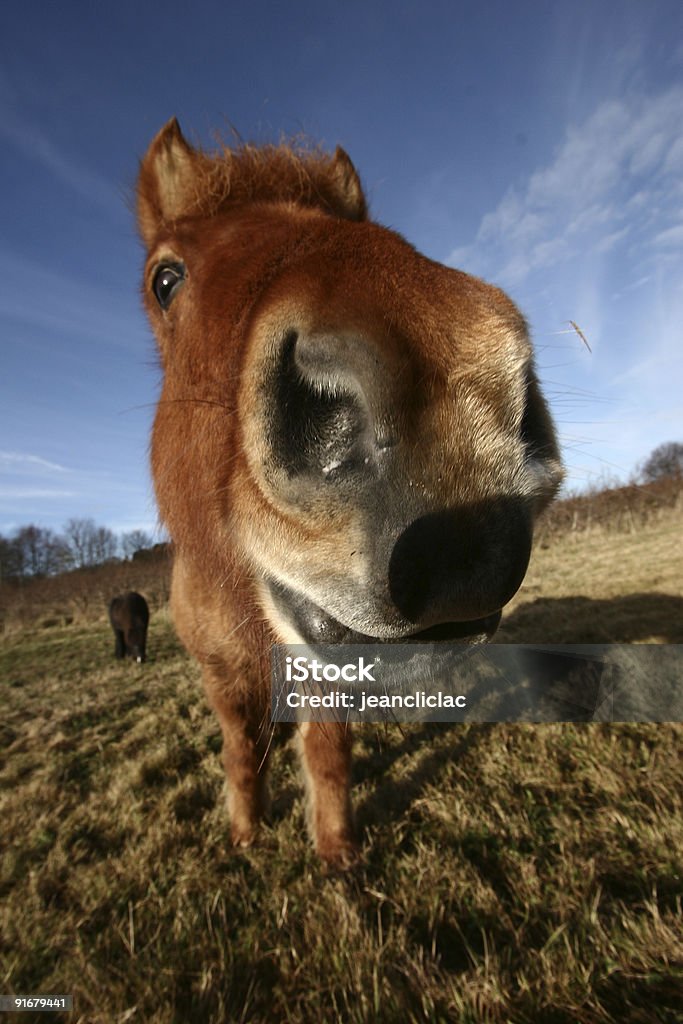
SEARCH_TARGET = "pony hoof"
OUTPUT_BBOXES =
[230,824,258,848]
[317,837,360,870]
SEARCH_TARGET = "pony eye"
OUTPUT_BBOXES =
[152,262,185,309]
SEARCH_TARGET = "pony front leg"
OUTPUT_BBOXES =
[204,677,270,847]
[298,721,356,867]
[114,629,125,659]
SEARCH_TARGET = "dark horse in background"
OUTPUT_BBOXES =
[109,591,149,664]
[136,118,563,865]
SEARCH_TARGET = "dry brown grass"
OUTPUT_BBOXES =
[536,475,682,542]
[497,493,682,644]
[1,486,682,1023]
[0,546,172,634]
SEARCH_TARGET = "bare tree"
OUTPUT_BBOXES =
[91,525,118,564]
[639,442,683,483]
[63,518,116,567]
[2,518,156,580]
[0,533,22,580]
[121,529,154,559]
[63,518,95,568]
[19,526,48,576]
[0,526,70,578]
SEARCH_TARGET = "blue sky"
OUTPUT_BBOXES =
[1,0,682,536]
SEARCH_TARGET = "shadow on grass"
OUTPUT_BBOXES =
[269,592,683,831]
[353,722,493,833]
[497,592,683,643]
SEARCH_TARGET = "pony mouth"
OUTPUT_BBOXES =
[267,579,501,645]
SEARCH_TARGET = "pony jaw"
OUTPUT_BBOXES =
[263,577,502,646]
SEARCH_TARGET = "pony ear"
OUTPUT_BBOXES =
[330,146,367,221]
[137,118,200,246]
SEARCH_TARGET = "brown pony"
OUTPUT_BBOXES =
[137,119,563,866]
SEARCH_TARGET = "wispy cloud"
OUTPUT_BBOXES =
[0,245,148,352]
[0,71,121,215]
[0,451,69,473]
[445,84,683,491]
[0,454,155,533]
[0,487,77,499]
[652,224,683,248]
[0,451,76,507]
[448,86,683,287]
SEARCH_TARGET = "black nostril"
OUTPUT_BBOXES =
[388,501,533,624]
[269,331,372,479]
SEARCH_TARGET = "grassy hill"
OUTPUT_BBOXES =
[1,479,681,1023]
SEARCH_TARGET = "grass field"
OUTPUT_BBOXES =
[1,505,682,1022]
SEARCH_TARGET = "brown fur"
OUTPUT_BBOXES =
[137,119,563,866]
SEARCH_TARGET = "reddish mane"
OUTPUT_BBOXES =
[138,120,367,242]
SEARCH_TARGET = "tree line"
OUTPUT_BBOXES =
[0,518,155,581]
